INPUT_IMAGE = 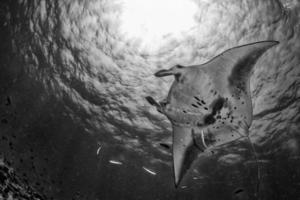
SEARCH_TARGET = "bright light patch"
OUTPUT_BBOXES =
[142,166,157,175]
[109,160,123,165]
[120,0,198,51]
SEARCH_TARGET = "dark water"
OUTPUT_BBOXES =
[0,0,300,199]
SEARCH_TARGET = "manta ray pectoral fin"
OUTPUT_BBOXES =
[227,41,279,89]
[206,41,279,94]
[172,126,200,187]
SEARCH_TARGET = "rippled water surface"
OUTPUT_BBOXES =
[0,0,299,199]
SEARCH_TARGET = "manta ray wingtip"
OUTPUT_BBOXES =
[268,40,279,44]
[263,40,279,47]
[250,40,279,52]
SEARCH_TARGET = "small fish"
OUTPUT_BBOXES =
[159,143,170,149]
[142,167,156,175]
[234,188,244,194]
[109,160,122,165]
[96,146,102,155]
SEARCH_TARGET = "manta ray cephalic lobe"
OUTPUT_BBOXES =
[146,41,279,187]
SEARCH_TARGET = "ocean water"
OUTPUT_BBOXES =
[0,0,299,199]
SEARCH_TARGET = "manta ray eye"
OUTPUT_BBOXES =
[176,65,184,68]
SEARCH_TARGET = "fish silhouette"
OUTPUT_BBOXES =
[146,41,279,187]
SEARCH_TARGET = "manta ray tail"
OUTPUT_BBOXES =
[246,135,261,199]
[172,126,203,187]
[234,123,261,198]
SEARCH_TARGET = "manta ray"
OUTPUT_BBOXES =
[146,41,279,187]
